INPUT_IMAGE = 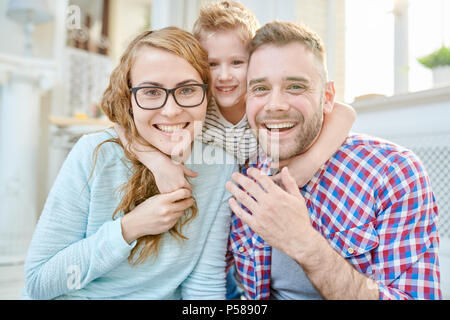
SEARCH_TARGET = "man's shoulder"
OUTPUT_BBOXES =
[343,132,407,152]
[340,132,416,160]
[335,132,425,176]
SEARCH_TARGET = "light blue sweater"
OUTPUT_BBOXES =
[23,129,238,300]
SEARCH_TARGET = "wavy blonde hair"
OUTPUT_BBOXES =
[96,27,211,265]
[192,0,260,45]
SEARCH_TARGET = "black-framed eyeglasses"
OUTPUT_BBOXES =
[130,83,208,110]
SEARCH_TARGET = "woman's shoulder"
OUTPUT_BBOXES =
[74,128,120,152]
[67,128,123,168]
[76,128,117,148]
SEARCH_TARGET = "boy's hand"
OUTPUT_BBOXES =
[114,124,198,193]
[152,157,198,193]
[121,188,194,244]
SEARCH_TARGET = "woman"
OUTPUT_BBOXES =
[23,27,237,299]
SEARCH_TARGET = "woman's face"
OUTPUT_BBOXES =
[129,46,207,158]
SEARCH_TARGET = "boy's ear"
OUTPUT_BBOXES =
[323,81,335,114]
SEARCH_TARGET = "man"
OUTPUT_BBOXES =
[225,21,441,300]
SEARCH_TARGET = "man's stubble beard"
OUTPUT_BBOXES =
[257,102,324,161]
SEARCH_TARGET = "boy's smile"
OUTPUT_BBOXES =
[200,30,248,117]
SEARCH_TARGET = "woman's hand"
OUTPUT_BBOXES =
[121,188,194,244]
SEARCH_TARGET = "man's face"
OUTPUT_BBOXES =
[246,42,334,161]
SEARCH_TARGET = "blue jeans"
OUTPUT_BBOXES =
[225,265,244,299]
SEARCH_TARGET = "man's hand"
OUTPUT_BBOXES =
[225,167,318,259]
[226,167,380,300]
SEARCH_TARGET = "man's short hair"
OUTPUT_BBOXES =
[193,1,260,45]
[249,21,328,84]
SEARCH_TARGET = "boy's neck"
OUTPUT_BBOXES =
[218,103,246,125]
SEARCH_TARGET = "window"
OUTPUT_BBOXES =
[409,0,450,92]
[345,0,450,102]
[345,0,394,102]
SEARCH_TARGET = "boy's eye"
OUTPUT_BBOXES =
[232,60,245,66]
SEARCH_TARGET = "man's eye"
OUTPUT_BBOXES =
[287,84,307,92]
[251,86,269,95]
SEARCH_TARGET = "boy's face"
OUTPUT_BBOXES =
[200,29,248,112]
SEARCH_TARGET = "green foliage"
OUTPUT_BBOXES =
[418,46,450,69]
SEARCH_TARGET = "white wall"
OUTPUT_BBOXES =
[242,0,296,25]
[150,0,297,34]
[109,0,152,63]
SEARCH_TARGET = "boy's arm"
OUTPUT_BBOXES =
[274,101,356,187]
[114,124,197,193]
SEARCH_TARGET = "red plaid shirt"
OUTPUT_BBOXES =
[227,133,441,300]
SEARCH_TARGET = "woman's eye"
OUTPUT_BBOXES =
[180,87,195,95]
[143,89,161,96]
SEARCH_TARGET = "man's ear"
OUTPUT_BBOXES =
[323,81,335,114]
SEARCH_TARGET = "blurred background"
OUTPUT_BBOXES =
[0,0,449,299]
